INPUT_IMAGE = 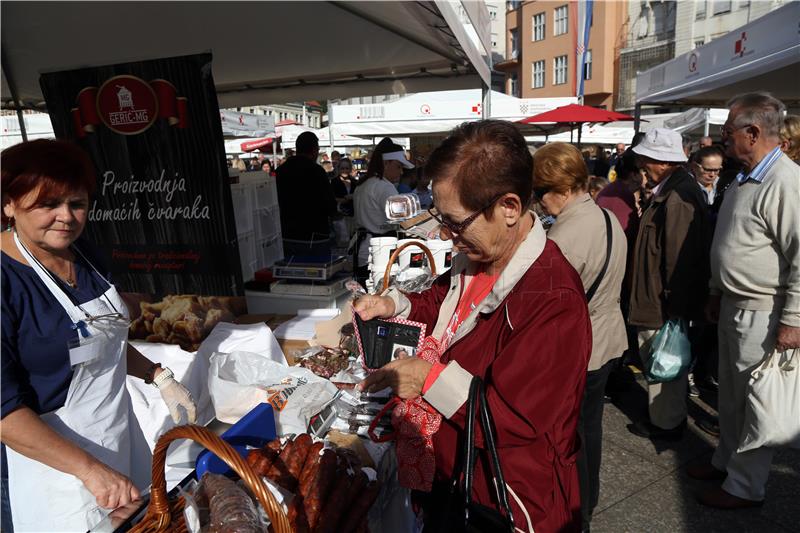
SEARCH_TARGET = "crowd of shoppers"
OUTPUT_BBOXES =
[223,92,797,531]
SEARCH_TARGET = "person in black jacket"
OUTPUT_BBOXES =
[276,131,338,259]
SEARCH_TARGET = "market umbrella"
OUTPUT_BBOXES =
[241,136,281,153]
[517,103,636,146]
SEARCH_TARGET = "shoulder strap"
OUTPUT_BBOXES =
[585,208,612,303]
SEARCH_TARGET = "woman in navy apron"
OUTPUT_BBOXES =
[1,140,197,532]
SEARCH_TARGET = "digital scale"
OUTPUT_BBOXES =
[270,273,350,296]
[271,255,347,281]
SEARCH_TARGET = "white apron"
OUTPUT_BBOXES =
[7,234,151,532]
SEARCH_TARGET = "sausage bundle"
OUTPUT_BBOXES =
[246,434,380,533]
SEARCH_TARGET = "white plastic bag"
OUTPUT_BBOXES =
[208,350,338,434]
[737,348,800,453]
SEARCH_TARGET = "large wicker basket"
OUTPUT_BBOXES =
[129,424,292,533]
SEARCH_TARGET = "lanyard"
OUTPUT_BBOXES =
[440,267,500,351]
[13,232,121,323]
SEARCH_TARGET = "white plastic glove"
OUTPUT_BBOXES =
[154,368,197,424]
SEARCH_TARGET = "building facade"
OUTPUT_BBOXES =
[497,0,626,109]
[618,0,784,112]
[616,1,677,112]
[674,0,784,55]
[226,103,324,129]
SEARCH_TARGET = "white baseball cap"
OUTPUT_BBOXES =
[382,150,415,169]
[632,128,688,163]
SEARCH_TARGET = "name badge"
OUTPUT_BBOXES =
[69,337,104,366]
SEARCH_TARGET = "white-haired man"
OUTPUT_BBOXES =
[689,92,800,509]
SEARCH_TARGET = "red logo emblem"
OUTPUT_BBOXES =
[735,32,747,57]
[96,75,158,135]
[472,103,482,115]
[420,104,431,115]
[688,53,698,72]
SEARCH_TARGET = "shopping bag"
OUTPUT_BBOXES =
[208,350,337,433]
[737,348,800,453]
[644,319,692,383]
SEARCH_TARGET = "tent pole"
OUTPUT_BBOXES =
[577,123,582,148]
[634,103,642,133]
[481,83,491,120]
[704,108,710,137]
[327,100,335,156]
[1,48,28,142]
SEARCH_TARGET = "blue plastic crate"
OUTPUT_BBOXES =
[195,403,277,478]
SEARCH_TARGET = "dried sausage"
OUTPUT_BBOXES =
[284,434,313,491]
[304,449,338,530]
[339,479,380,533]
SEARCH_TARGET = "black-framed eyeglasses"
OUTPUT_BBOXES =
[428,194,503,236]
[700,166,722,174]
[721,123,752,138]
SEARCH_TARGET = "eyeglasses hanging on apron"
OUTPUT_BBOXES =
[7,232,150,532]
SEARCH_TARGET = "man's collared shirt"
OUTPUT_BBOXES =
[651,174,671,197]
[736,146,783,184]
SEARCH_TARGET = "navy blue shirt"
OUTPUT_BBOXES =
[1,240,114,419]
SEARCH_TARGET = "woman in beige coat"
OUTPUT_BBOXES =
[533,142,628,533]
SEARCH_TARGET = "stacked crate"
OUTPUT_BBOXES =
[230,170,284,282]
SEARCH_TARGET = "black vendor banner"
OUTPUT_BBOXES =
[40,53,242,296]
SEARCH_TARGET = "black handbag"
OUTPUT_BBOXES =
[428,377,516,533]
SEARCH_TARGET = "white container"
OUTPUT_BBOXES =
[230,183,254,236]
[255,205,281,242]
[237,231,257,281]
[368,236,398,274]
[397,239,427,270]
[426,239,454,274]
[255,177,278,210]
[245,286,351,314]
[258,235,284,268]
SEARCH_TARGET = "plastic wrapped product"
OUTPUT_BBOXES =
[201,472,263,533]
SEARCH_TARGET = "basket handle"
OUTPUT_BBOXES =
[144,424,293,533]
[380,241,437,294]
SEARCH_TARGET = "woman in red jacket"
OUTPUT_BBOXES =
[356,121,591,533]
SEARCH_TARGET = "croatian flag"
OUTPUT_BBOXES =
[575,0,593,100]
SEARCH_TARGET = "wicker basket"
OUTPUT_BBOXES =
[128,424,292,533]
[378,240,437,294]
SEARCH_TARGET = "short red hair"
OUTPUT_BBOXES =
[2,139,96,225]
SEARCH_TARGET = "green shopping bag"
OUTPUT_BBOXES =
[644,319,692,382]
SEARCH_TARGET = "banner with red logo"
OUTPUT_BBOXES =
[40,53,242,296]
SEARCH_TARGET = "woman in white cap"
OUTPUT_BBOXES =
[352,139,414,285]
[626,127,711,441]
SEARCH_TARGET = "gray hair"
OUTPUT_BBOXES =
[726,92,786,138]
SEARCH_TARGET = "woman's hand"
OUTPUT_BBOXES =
[353,295,396,321]
[356,358,433,399]
[77,460,140,510]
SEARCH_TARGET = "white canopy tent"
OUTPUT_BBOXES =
[1,1,491,114]
[635,1,800,111]
[278,125,407,151]
[219,110,276,138]
[331,90,577,137]
[1,112,54,149]
[524,108,728,146]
